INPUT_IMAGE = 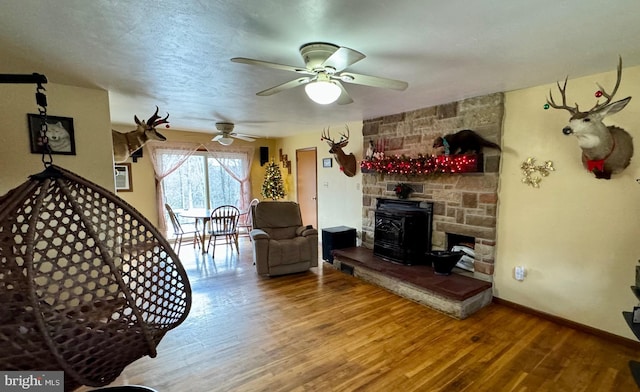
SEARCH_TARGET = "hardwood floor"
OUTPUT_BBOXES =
[78,238,639,391]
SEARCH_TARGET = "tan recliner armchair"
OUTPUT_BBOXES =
[250,201,318,276]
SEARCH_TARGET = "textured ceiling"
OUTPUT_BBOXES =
[1,0,640,138]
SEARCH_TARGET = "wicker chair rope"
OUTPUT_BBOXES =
[0,165,191,391]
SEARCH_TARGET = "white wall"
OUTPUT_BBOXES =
[496,65,640,339]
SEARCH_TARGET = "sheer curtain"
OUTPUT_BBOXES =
[203,143,254,214]
[147,141,254,233]
[147,141,200,233]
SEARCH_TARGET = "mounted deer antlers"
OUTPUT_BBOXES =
[546,57,632,179]
[321,125,357,177]
[112,106,169,163]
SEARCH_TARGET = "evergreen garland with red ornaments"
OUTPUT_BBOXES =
[360,154,480,175]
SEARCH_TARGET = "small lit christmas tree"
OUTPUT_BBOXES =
[261,161,285,200]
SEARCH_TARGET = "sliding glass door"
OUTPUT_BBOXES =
[207,155,242,209]
[161,152,242,219]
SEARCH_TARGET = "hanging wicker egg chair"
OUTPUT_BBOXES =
[0,165,191,391]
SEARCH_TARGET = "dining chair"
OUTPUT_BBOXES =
[165,203,201,253]
[237,198,259,240]
[207,205,240,255]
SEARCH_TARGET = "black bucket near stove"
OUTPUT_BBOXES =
[426,250,465,275]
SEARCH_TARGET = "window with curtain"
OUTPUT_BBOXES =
[147,141,253,236]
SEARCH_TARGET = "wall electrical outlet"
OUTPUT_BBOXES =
[515,266,526,281]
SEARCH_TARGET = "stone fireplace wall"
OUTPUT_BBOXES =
[361,93,504,276]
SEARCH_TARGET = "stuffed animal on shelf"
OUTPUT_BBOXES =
[433,129,501,155]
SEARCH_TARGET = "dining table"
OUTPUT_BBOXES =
[177,208,213,254]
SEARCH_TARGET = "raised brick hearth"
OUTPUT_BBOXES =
[332,247,493,319]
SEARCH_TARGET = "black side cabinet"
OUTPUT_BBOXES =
[322,226,356,263]
[622,285,640,387]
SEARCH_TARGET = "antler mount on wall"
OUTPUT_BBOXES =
[321,125,357,177]
[546,57,633,179]
[112,106,169,163]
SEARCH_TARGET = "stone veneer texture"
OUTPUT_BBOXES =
[361,93,504,275]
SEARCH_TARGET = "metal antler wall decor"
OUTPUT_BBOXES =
[521,157,555,188]
[0,74,191,391]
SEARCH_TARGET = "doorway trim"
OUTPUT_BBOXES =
[296,147,318,229]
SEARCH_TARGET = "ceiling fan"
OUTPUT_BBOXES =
[212,122,256,145]
[231,42,409,105]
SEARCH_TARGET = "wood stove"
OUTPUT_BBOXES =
[373,198,433,265]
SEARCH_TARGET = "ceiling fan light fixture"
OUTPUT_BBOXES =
[304,78,341,105]
[218,136,234,146]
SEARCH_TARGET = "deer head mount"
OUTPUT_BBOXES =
[321,125,357,177]
[112,106,169,163]
[546,57,632,179]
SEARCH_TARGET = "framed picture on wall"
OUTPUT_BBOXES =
[114,163,133,192]
[27,114,76,155]
[323,158,333,168]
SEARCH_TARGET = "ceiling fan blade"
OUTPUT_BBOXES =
[233,134,256,142]
[321,46,365,72]
[212,134,223,141]
[231,57,313,75]
[338,72,408,91]
[256,77,313,96]
[335,81,354,105]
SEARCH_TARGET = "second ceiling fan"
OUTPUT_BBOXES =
[231,42,408,105]
[212,122,256,146]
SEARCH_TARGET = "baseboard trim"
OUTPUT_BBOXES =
[492,297,640,349]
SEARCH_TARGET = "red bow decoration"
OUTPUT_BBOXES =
[586,159,606,172]
[583,138,615,173]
